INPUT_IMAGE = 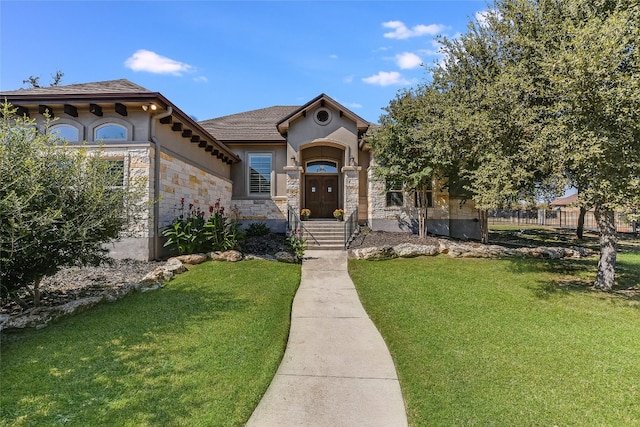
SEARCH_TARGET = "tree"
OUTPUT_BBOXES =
[369,88,455,238]
[495,0,640,290]
[22,70,64,88]
[374,0,639,290]
[0,103,147,306]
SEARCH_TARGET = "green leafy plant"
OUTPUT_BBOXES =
[205,200,244,251]
[333,208,345,220]
[0,103,147,307]
[246,222,270,237]
[286,228,306,262]
[162,198,243,255]
[300,208,311,219]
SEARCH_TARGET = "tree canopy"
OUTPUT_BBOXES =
[372,0,639,290]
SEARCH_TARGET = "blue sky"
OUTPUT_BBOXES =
[1,1,486,123]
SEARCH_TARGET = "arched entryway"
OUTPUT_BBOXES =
[301,146,344,218]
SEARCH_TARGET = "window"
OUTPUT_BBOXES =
[249,154,272,194]
[95,124,127,140]
[414,180,434,208]
[306,160,338,173]
[386,180,404,207]
[50,124,79,142]
[107,160,125,187]
[314,108,332,126]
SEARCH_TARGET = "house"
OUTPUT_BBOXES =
[1,79,480,260]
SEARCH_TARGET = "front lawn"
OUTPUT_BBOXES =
[0,260,300,426]
[350,253,640,426]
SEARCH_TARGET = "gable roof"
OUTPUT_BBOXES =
[200,106,297,143]
[276,93,369,135]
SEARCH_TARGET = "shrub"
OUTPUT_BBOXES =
[246,222,270,237]
[163,199,244,255]
[286,228,306,262]
[0,103,147,306]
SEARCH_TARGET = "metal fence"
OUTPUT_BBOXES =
[489,209,638,234]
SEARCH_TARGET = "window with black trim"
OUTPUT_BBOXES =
[386,180,404,207]
[249,153,272,194]
[107,159,125,187]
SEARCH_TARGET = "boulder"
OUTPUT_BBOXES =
[392,243,439,258]
[171,253,208,265]
[140,266,174,285]
[275,251,298,263]
[210,250,243,262]
[350,246,397,260]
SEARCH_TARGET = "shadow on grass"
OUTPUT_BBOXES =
[504,255,640,306]
[1,282,250,425]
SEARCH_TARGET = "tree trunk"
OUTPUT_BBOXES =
[479,209,489,244]
[416,186,429,239]
[593,205,618,291]
[576,206,587,240]
[32,278,43,307]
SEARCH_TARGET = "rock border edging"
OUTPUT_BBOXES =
[348,239,594,261]
[1,249,294,332]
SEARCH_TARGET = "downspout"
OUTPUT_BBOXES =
[149,106,173,260]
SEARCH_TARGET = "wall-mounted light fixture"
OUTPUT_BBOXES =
[349,156,355,166]
[142,103,158,112]
[291,155,297,164]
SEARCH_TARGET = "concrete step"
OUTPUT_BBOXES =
[299,220,345,250]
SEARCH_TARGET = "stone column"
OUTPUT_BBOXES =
[342,165,361,219]
[284,166,303,215]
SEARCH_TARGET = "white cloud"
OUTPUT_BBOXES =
[193,76,208,83]
[383,21,446,40]
[343,75,354,83]
[347,102,363,109]
[396,52,422,69]
[329,54,339,59]
[124,49,193,75]
[362,71,410,86]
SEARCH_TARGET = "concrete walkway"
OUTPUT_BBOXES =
[246,250,408,427]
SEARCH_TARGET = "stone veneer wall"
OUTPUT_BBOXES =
[232,198,288,233]
[98,145,154,260]
[342,166,361,219]
[158,151,233,229]
[367,166,480,238]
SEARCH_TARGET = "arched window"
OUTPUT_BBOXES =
[50,124,79,142]
[306,160,338,173]
[95,124,127,140]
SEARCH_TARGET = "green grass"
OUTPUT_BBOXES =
[0,260,300,426]
[350,253,640,426]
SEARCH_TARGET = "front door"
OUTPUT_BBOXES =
[305,175,339,218]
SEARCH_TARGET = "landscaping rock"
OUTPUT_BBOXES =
[275,251,298,263]
[392,243,439,258]
[140,266,175,285]
[210,250,243,262]
[171,253,208,265]
[350,246,397,260]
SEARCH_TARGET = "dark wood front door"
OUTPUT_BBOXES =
[305,175,339,218]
